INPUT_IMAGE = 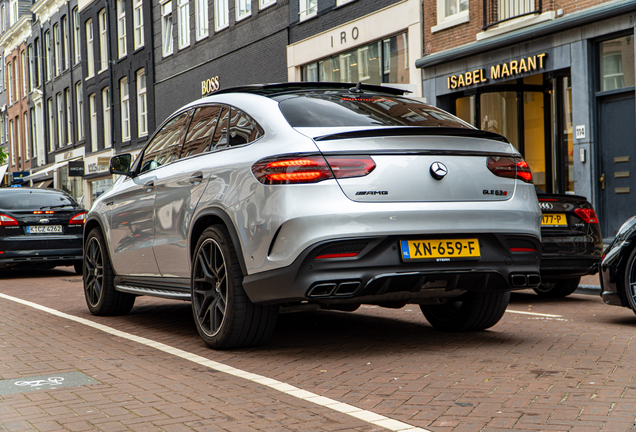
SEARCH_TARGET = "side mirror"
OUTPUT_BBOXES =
[109,154,132,176]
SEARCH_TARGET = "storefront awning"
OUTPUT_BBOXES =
[36,179,53,188]
[21,160,70,182]
[0,164,8,183]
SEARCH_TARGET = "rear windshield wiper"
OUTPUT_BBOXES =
[40,204,76,210]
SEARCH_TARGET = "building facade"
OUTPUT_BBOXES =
[287,0,423,97]
[0,1,9,185]
[79,0,156,208]
[417,0,636,238]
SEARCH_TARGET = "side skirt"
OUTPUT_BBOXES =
[113,276,191,301]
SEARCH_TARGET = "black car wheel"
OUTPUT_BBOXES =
[74,262,83,275]
[624,247,636,314]
[191,225,278,349]
[83,228,135,315]
[533,277,580,298]
[420,291,510,332]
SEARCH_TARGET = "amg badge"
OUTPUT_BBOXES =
[483,189,508,196]
[355,191,388,196]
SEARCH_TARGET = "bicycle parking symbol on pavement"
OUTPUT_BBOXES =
[0,372,97,395]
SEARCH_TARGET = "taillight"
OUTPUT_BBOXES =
[0,214,18,226]
[251,155,375,185]
[324,156,375,179]
[574,208,599,224]
[487,156,533,183]
[69,212,87,225]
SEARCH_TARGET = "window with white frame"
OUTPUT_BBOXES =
[21,50,27,97]
[134,0,144,49]
[195,0,208,40]
[336,0,354,5]
[73,7,81,64]
[76,82,83,140]
[54,23,61,76]
[259,0,276,10]
[44,31,52,81]
[86,19,94,77]
[236,0,251,21]
[7,62,12,104]
[99,10,108,73]
[9,119,14,165]
[56,93,64,147]
[16,116,21,162]
[65,88,72,145]
[433,0,469,31]
[24,113,29,160]
[120,77,130,141]
[28,45,34,91]
[117,0,127,58]
[89,93,97,152]
[9,0,17,26]
[0,117,4,144]
[178,0,190,48]
[1,5,5,33]
[30,108,37,161]
[162,1,173,57]
[215,0,228,30]
[47,98,55,151]
[137,69,147,137]
[35,39,42,87]
[102,87,111,148]
[299,0,317,21]
[0,56,3,92]
[62,16,69,70]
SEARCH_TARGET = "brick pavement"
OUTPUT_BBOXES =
[1,268,636,431]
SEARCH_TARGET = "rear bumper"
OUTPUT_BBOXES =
[0,248,82,267]
[242,233,541,305]
[540,256,600,278]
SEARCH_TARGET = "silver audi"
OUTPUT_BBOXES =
[83,83,542,349]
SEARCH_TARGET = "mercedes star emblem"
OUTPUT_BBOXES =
[430,162,448,180]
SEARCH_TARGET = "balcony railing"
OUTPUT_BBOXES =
[483,0,542,30]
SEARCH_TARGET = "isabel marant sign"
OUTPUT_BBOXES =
[446,53,547,90]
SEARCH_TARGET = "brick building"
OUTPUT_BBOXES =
[417,0,636,237]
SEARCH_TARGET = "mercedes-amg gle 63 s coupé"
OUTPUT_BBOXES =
[83,83,542,349]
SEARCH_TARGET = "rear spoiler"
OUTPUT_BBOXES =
[313,127,510,143]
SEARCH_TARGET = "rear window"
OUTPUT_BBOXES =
[275,92,471,129]
[0,190,79,210]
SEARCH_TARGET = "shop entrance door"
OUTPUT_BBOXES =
[598,90,636,237]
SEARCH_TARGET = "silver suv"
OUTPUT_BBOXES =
[83,83,542,349]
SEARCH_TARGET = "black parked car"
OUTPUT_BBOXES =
[600,216,636,311]
[0,188,86,273]
[535,190,603,297]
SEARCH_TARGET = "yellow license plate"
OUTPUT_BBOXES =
[541,213,567,226]
[400,239,480,260]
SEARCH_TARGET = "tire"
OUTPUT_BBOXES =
[74,262,83,275]
[83,228,135,315]
[191,225,278,349]
[420,291,510,332]
[623,247,636,314]
[533,277,580,298]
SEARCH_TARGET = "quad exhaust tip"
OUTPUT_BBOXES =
[510,273,541,288]
[307,281,360,298]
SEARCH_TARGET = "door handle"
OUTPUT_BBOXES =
[144,180,154,192]
[599,173,605,190]
[189,172,204,185]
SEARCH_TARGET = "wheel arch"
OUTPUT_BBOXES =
[190,208,248,276]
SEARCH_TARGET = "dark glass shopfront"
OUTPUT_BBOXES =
[448,72,573,195]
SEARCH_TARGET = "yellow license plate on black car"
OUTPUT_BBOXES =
[400,239,480,261]
[541,213,567,226]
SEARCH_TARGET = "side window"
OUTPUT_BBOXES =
[139,111,190,174]
[228,108,264,147]
[211,107,230,151]
[181,105,223,158]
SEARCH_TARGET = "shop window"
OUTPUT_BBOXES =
[59,166,84,203]
[91,178,113,203]
[523,92,546,191]
[182,105,223,157]
[480,92,518,148]
[161,1,173,57]
[455,95,475,126]
[139,111,190,173]
[599,35,635,92]
[301,34,406,86]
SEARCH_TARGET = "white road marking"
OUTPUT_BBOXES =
[506,309,562,318]
[0,293,431,432]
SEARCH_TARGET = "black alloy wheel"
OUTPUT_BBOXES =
[83,228,135,315]
[533,277,580,298]
[191,225,278,349]
[420,291,510,332]
[624,247,636,314]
